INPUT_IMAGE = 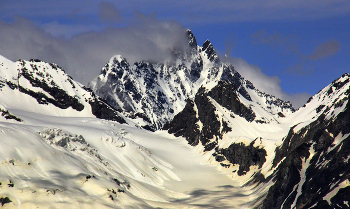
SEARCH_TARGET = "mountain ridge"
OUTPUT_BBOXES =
[89,30,295,131]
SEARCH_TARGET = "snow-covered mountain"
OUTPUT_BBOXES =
[0,55,125,123]
[1,28,350,209]
[89,30,294,130]
[0,55,257,208]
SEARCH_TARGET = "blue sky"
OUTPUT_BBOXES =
[1,0,349,107]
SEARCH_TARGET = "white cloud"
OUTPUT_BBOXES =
[0,17,189,85]
[229,58,311,108]
[42,22,103,38]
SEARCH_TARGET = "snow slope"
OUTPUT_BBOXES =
[0,112,256,208]
[0,55,261,208]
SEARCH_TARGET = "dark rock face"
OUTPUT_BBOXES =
[186,29,198,49]
[0,197,12,206]
[164,80,266,175]
[260,94,350,209]
[0,108,22,122]
[202,40,219,63]
[208,81,256,122]
[165,80,254,147]
[163,85,225,146]
[217,140,267,176]
[163,99,200,145]
[18,62,85,111]
[89,97,126,124]
[189,56,203,82]
[164,79,257,144]
[194,87,224,146]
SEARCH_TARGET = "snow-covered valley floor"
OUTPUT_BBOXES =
[0,109,257,209]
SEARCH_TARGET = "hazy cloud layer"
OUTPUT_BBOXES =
[98,1,121,24]
[0,17,189,85]
[251,30,299,54]
[251,30,342,76]
[307,40,340,60]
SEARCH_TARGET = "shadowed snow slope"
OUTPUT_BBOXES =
[0,55,258,208]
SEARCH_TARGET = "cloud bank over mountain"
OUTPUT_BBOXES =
[0,14,310,107]
[0,16,189,85]
[228,58,311,107]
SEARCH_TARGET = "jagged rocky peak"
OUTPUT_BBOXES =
[306,72,349,105]
[202,39,220,63]
[90,29,295,130]
[294,72,350,124]
[186,29,197,49]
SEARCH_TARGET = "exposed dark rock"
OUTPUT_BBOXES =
[8,180,14,187]
[277,112,285,117]
[112,178,130,189]
[217,140,267,176]
[89,98,126,124]
[164,81,254,146]
[6,80,17,90]
[333,76,349,90]
[220,163,230,168]
[255,119,267,124]
[17,65,84,111]
[204,142,217,152]
[85,175,94,181]
[202,40,219,63]
[316,105,326,113]
[0,197,12,206]
[0,108,22,122]
[128,112,152,124]
[187,30,197,49]
[215,155,225,162]
[108,194,114,201]
[208,81,256,122]
[260,97,350,209]
[30,59,42,62]
[164,80,267,176]
[194,87,222,145]
[163,99,200,145]
[141,125,156,132]
[190,56,203,82]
